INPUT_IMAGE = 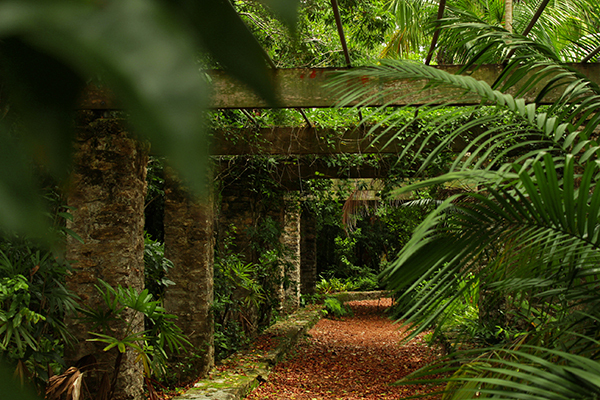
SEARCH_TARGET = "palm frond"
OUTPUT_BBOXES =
[397,345,600,400]
[330,60,600,177]
[383,155,600,340]
[383,0,438,58]
[330,5,600,400]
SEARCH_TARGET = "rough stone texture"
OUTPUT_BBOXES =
[65,113,148,400]
[280,200,301,313]
[300,208,317,296]
[217,189,257,264]
[163,171,215,380]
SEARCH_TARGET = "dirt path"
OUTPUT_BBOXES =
[246,298,441,400]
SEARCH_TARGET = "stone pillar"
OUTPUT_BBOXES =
[66,113,148,400]
[280,198,301,312]
[217,188,256,263]
[300,207,317,296]
[163,170,214,380]
[216,183,286,331]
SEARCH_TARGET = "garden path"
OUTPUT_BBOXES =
[246,298,442,400]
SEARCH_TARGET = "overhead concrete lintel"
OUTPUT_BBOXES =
[78,63,600,110]
[210,125,468,156]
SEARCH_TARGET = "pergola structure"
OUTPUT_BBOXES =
[63,2,600,399]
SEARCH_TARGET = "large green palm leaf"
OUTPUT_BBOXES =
[383,153,600,331]
[382,0,438,59]
[432,0,600,64]
[398,345,600,399]
[380,155,600,399]
[329,60,600,180]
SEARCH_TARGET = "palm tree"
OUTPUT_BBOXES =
[381,0,438,59]
[382,0,600,63]
[332,10,600,399]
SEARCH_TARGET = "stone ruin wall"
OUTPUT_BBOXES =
[63,116,319,398]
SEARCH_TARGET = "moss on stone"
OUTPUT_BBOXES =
[173,306,323,400]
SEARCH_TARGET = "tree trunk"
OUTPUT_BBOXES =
[505,0,513,33]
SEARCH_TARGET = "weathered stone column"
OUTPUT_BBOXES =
[163,170,214,381]
[300,207,317,296]
[66,113,148,400]
[217,188,256,263]
[280,198,301,312]
[216,181,287,331]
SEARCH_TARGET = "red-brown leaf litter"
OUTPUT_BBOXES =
[246,298,442,400]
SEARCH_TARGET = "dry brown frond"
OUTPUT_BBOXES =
[45,367,81,400]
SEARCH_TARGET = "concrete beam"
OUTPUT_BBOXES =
[210,126,467,156]
[210,127,401,155]
[79,63,600,110]
[214,156,410,188]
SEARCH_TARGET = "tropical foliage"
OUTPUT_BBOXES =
[143,233,175,301]
[212,221,288,361]
[0,191,79,392]
[382,0,600,62]
[75,280,190,400]
[333,7,600,399]
[3,0,600,398]
[235,0,392,67]
[0,234,78,391]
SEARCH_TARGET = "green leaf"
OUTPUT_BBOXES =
[33,0,210,192]
[173,0,277,106]
[259,0,300,31]
[0,364,40,400]
[0,0,220,235]
[0,38,82,181]
[0,124,47,237]
[563,367,600,388]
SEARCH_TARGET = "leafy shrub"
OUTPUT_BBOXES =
[316,277,351,294]
[75,280,190,399]
[213,320,249,362]
[323,297,352,318]
[144,233,175,301]
[213,225,268,361]
[392,270,482,352]
[348,273,381,291]
[0,234,78,390]
[316,274,382,294]
[333,234,362,277]
[300,293,326,306]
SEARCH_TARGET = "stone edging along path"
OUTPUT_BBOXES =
[173,291,389,400]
